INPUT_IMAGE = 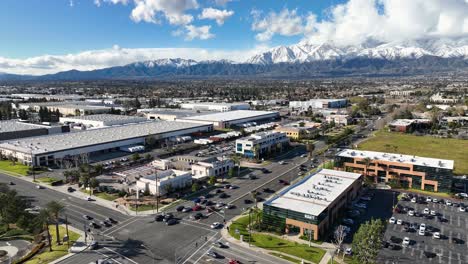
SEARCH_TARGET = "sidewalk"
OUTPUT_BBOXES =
[220,214,331,264]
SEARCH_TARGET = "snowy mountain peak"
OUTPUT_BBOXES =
[246,38,468,64]
[132,58,198,68]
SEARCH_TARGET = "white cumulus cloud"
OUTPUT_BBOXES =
[198,8,234,25]
[0,45,270,75]
[251,9,305,42]
[252,0,468,45]
[184,25,214,40]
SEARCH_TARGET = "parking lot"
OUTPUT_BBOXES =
[378,193,468,264]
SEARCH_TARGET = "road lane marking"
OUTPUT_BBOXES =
[104,218,141,235]
[182,233,217,264]
[103,247,138,264]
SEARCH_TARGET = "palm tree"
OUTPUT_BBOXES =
[251,190,258,208]
[37,209,53,251]
[46,201,64,245]
[252,144,260,161]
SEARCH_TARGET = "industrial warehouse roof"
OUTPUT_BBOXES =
[60,114,147,123]
[337,149,454,170]
[182,110,278,122]
[0,121,210,155]
[389,119,431,126]
[266,169,362,216]
[0,120,48,133]
[139,108,208,118]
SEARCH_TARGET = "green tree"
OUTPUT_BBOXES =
[228,168,235,178]
[93,164,103,175]
[89,178,100,195]
[131,153,141,161]
[251,190,258,208]
[352,219,385,264]
[37,209,53,251]
[208,176,216,185]
[144,153,152,160]
[191,183,200,192]
[46,201,64,245]
[231,155,241,176]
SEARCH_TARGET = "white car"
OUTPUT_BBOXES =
[446,200,452,206]
[411,197,417,203]
[433,232,440,239]
[418,229,425,236]
[423,208,430,214]
[426,197,432,202]
[278,161,285,165]
[35,185,43,189]
[430,210,436,216]
[210,222,222,229]
[432,198,438,203]
[300,154,307,158]
[408,210,415,216]
[396,219,403,225]
[389,217,396,224]
[459,207,466,212]
[419,223,426,232]
[402,237,410,247]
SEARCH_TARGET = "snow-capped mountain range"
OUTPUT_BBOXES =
[1,38,467,80]
[246,38,468,64]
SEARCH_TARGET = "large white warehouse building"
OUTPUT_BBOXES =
[181,110,279,129]
[180,102,250,112]
[60,114,147,129]
[0,121,212,166]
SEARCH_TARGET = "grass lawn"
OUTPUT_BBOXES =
[26,225,80,264]
[37,177,57,185]
[358,130,468,175]
[404,188,452,198]
[270,252,310,264]
[0,160,30,176]
[129,204,157,212]
[229,215,325,264]
[80,189,119,201]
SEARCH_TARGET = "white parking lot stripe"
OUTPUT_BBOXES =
[457,216,461,227]
[448,250,452,264]
[450,215,453,225]
[438,248,443,264]
[411,248,415,256]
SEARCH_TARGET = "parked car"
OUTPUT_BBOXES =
[166,219,178,226]
[389,217,396,224]
[459,207,466,212]
[219,193,229,199]
[344,248,352,255]
[411,197,417,203]
[446,200,452,206]
[418,229,425,236]
[176,205,185,212]
[430,210,436,216]
[433,232,440,239]
[402,237,410,247]
[426,197,432,202]
[408,210,415,216]
[163,213,174,222]
[244,199,253,204]
[397,219,403,225]
[423,208,430,214]
[225,204,235,209]
[192,205,202,211]
[155,214,164,222]
[182,207,192,213]
[106,217,117,224]
[67,187,75,192]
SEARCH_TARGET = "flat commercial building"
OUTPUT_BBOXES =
[388,119,431,132]
[18,102,114,116]
[235,131,289,159]
[180,102,250,112]
[138,108,205,121]
[325,114,352,126]
[0,120,69,141]
[136,169,192,196]
[181,110,279,129]
[289,99,348,110]
[191,157,234,180]
[263,169,362,240]
[0,121,212,166]
[60,114,147,129]
[335,149,454,192]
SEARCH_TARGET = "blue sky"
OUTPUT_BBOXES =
[0,0,466,75]
[0,0,344,59]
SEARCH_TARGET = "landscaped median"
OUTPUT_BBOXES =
[228,213,326,264]
[24,225,80,264]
